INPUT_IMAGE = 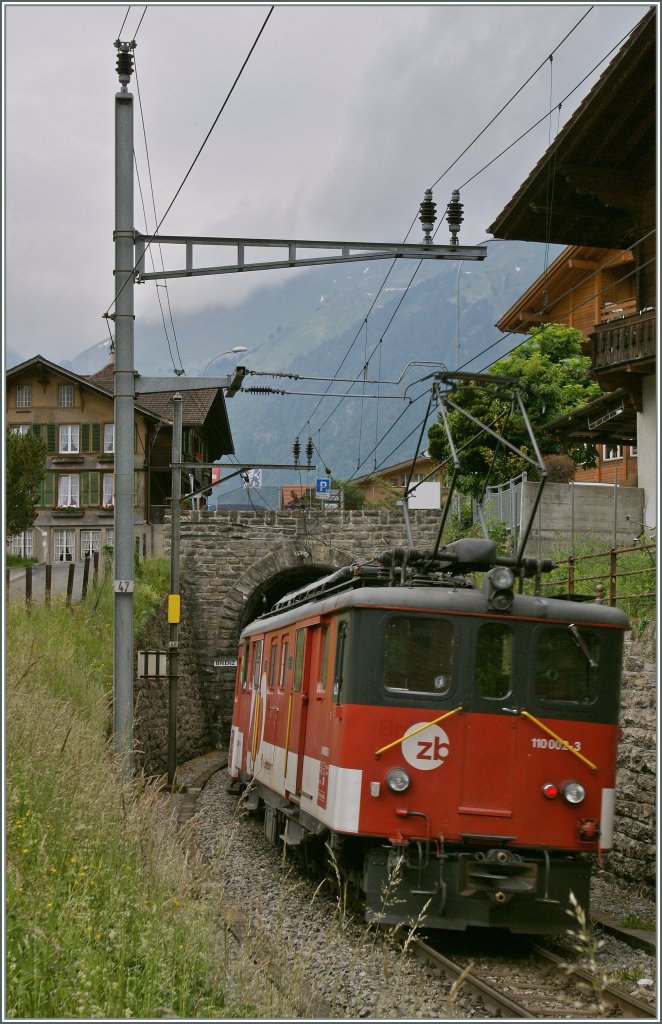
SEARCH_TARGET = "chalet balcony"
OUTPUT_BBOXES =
[591,307,656,375]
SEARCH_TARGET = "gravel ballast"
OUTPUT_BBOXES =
[171,753,656,1019]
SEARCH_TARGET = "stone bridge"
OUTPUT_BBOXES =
[175,507,444,738]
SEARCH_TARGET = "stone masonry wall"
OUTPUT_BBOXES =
[133,577,214,778]
[609,624,656,892]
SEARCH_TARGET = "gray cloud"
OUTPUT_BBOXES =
[4,2,649,363]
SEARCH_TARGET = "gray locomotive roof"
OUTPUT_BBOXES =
[240,584,630,638]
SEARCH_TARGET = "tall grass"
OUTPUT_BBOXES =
[522,538,656,627]
[5,562,260,1019]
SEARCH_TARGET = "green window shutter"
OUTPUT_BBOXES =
[81,471,100,506]
[31,423,43,440]
[38,471,55,507]
[46,424,57,453]
[81,424,90,452]
[92,423,101,453]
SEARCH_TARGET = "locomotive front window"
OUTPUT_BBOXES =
[534,626,599,703]
[383,615,453,695]
[475,623,512,698]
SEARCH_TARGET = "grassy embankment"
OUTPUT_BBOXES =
[5,558,259,1020]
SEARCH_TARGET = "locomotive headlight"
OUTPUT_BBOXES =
[386,768,411,793]
[563,781,586,805]
[483,566,515,612]
[492,566,515,590]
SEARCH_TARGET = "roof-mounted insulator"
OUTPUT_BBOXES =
[292,436,301,466]
[446,190,464,247]
[306,437,314,465]
[114,40,136,89]
[418,189,437,245]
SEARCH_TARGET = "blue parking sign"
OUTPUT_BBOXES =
[316,477,331,496]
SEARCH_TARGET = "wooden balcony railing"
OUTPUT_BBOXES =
[591,307,656,372]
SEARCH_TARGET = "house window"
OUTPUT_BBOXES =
[54,529,75,562]
[102,473,114,507]
[10,424,30,435]
[104,423,114,453]
[16,384,32,408]
[630,445,638,457]
[105,529,114,548]
[58,384,74,407]
[58,474,80,507]
[59,424,80,454]
[10,531,34,558]
[603,444,622,461]
[81,530,101,557]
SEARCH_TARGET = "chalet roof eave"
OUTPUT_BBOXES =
[6,354,170,426]
[542,387,638,444]
[487,8,656,244]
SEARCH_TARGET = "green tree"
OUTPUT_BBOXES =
[5,429,47,537]
[428,324,601,499]
[331,478,365,510]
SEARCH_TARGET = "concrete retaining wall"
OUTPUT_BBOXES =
[520,481,645,555]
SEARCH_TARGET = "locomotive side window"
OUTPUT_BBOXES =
[240,645,249,692]
[534,626,599,703]
[319,624,330,691]
[293,628,306,692]
[383,615,453,695]
[252,639,263,690]
[333,620,349,702]
[268,640,279,690]
[475,623,512,698]
[279,640,289,689]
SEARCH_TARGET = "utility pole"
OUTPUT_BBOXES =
[113,40,137,780]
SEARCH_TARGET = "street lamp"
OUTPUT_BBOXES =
[202,346,248,375]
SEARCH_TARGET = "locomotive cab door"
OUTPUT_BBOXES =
[458,621,518,818]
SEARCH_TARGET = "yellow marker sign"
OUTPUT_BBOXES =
[167,594,181,623]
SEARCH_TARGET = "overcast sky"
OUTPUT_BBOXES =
[3,2,651,368]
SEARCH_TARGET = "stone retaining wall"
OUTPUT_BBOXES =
[610,624,656,891]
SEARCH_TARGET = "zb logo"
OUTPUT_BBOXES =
[401,723,450,771]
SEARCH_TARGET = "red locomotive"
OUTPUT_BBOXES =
[229,538,628,934]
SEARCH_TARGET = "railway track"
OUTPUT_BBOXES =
[409,933,656,1019]
[173,756,655,1020]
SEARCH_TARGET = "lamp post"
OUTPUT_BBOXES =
[202,346,248,375]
